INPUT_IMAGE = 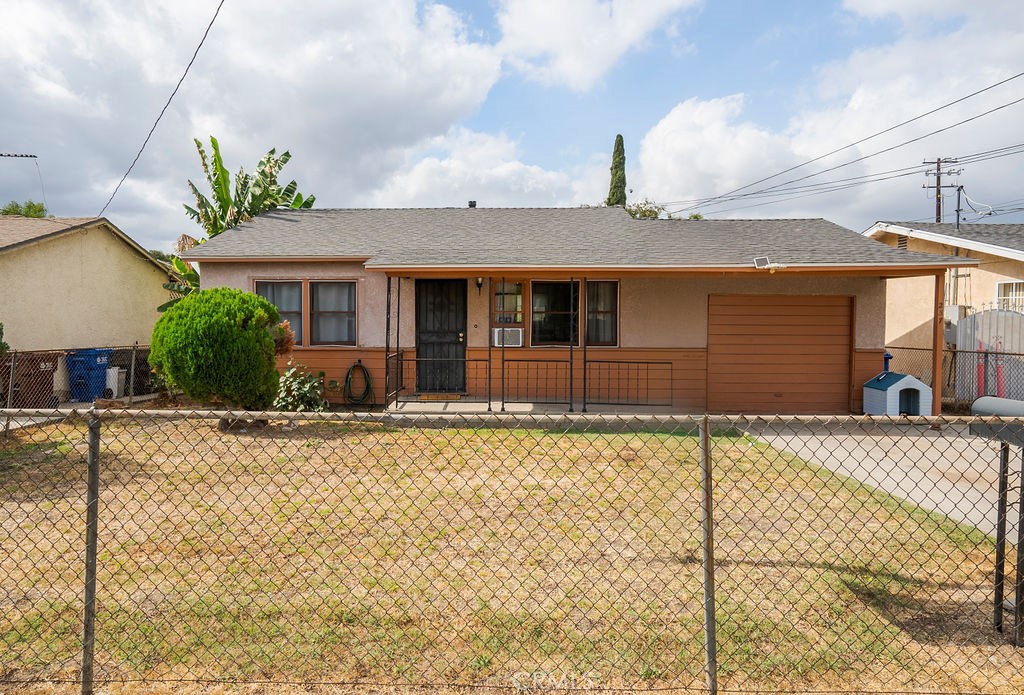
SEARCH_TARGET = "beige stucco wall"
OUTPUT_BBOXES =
[201,262,886,350]
[620,275,885,349]
[0,223,171,351]
[874,233,1024,347]
[201,261,420,349]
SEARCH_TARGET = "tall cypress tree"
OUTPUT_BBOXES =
[605,134,626,207]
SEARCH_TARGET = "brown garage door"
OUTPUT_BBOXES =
[707,295,852,414]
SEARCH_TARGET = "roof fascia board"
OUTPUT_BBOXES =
[183,255,373,263]
[867,222,1024,263]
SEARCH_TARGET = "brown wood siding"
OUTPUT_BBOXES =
[283,347,710,410]
[707,295,853,414]
[851,348,886,413]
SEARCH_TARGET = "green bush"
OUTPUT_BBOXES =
[149,287,280,409]
[0,322,8,356]
[273,362,327,412]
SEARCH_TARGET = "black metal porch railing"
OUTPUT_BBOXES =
[499,358,572,407]
[384,354,675,410]
[584,360,673,407]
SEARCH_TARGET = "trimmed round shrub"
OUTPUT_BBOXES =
[149,287,280,409]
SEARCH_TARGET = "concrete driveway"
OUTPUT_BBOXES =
[750,420,1016,540]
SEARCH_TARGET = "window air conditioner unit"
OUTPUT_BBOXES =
[492,327,524,347]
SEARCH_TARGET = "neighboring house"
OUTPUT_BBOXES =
[865,221,1018,348]
[0,216,174,351]
[184,207,967,414]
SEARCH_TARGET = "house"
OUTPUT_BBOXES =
[865,222,1024,349]
[183,207,969,414]
[0,216,174,351]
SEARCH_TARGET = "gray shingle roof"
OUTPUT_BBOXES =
[183,207,970,270]
[0,216,100,252]
[879,221,1024,255]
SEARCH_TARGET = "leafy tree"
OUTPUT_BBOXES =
[148,249,175,263]
[605,134,627,207]
[625,198,664,219]
[160,136,317,311]
[2,200,48,217]
[688,212,704,220]
[0,322,9,356]
[149,287,281,410]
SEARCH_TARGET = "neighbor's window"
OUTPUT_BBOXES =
[311,281,356,345]
[532,281,579,345]
[997,281,1024,309]
[255,281,303,346]
[493,281,523,325]
[586,281,618,346]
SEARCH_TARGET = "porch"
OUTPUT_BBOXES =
[381,275,677,411]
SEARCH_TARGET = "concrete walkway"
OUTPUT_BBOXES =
[752,421,1017,540]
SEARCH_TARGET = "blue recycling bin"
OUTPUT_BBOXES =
[68,348,112,402]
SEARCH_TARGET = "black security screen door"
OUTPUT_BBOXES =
[415,279,467,393]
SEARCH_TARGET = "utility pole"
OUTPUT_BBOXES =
[923,157,961,222]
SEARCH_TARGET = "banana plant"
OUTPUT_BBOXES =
[183,137,315,240]
[158,255,201,312]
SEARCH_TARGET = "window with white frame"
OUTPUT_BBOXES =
[996,281,1024,309]
[255,281,303,346]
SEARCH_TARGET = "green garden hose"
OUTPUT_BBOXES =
[343,360,373,404]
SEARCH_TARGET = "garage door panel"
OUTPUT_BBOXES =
[707,294,852,414]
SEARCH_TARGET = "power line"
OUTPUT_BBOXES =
[97,0,227,217]
[667,93,1024,216]
[661,70,1024,213]
[1,152,48,210]
[684,140,1024,217]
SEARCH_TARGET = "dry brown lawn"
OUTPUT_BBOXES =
[2,414,1023,693]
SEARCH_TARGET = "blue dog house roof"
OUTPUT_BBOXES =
[864,371,917,391]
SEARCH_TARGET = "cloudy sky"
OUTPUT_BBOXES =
[2,0,1022,252]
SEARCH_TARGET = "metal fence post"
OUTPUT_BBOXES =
[128,343,137,404]
[3,350,17,436]
[81,413,101,695]
[699,414,718,695]
[995,442,1010,632]
[6,349,16,408]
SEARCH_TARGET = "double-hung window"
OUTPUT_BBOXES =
[586,281,618,346]
[530,280,619,346]
[255,281,303,346]
[311,281,357,345]
[532,281,579,345]
[493,281,524,325]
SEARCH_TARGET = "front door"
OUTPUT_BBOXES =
[415,279,467,393]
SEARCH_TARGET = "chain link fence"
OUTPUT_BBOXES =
[886,346,1024,413]
[1,345,156,417]
[4,409,1024,693]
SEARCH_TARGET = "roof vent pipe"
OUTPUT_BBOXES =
[468,201,476,208]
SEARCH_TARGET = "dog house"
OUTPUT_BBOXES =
[863,371,932,416]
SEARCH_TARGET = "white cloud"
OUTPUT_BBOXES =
[366,129,574,208]
[0,0,503,250]
[631,4,1024,229]
[634,95,798,209]
[496,0,700,91]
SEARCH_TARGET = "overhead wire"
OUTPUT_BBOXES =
[670,138,1024,216]
[666,93,1024,216]
[659,70,1024,211]
[97,0,227,217]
